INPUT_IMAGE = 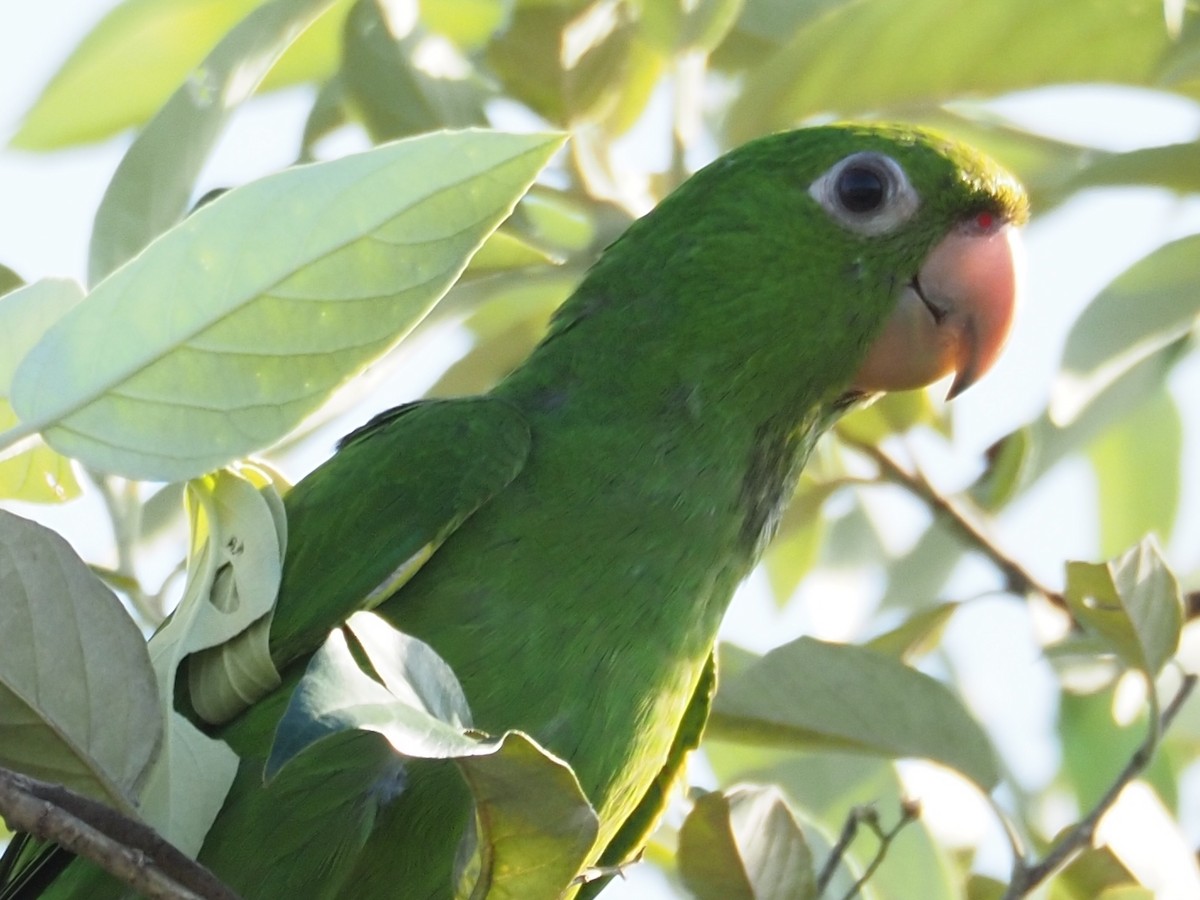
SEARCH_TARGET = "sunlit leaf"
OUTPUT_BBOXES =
[866,603,959,661]
[1058,686,1176,815]
[0,509,160,813]
[1066,141,1200,196]
[678,786,816,900]
[974,338,1186,507]
[764,479,838,602]
[728,0,1190,142]
[0,263,21,297]
[136,711,240,857]
[13,0,353,150]
[708,637,999,789]
[267,613,599,897]
[837,389,939,446]
[1052,235,1200,427]
[703,747,960,900]
[342,0,490,142]
[6,130,563,481]
[1064,537,1184,680]
[427,276,574,397]
[0,280,85,502]
[88,0,341,284]
[642,0,745,52]
[462,229,559,279]
[487,0,635,125]
[423,0,514,49]
[139,465,285,851]
[174,467,288,725]
[1089,390,1180,557]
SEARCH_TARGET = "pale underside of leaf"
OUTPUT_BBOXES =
[0,509,161,813]
[708,637,999,790]
[8,130,563,481]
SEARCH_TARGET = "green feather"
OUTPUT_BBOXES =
[4,124,1027,900]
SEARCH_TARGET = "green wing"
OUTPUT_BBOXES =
[577,651,717,900]
[0,397,531,900]
[266,396,531,670]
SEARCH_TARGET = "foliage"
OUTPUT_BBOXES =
[2,0,1200,897]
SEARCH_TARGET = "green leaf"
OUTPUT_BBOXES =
[1052,235,1200,427]
[1058,687,1176,815]
[702,748,960,900]
[140,466,285,851]
[12,0,353,150]
[423,0,514,49]
[342,0,491,143]
[973,337,1187,509]
[0,280,85,502]
[1065,141,1200,196]
[14,0,253,149]
[88,0,341,284]
[0,263,21,298]
[678,786,816,900]
[5,129,563,481]
[1089,389,1180,557]
[462,228,559,279]
[266,619,471,776]
[727,0,1191,142]
[0,509,161,813]
[427,276,575,397]
[1064,537,1184,681]
[866,603,959,661]
[267,613,599,898]
[487,0,636,125]
[836,389,939,445]
[136,711,240,857]
[708,637,999,789]
[641,0,746,53]
[176,467,288,725]
[763,479,837,602]
[455,733,599,900]
[1049,842,1141,899]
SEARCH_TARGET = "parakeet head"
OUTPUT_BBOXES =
[540,123,1027,419]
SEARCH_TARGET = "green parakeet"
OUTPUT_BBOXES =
[3,123,1027,899]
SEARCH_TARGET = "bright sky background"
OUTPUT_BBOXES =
[5,3,1200,898]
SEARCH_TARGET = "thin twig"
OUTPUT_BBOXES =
[1001,674,1197,898]
[815,804,864,893]
[0,766,240,900]
[845,439,1062,605]
[816,802,921,899]
[839,800,921,900]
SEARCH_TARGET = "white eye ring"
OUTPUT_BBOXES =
[808,152,920,236]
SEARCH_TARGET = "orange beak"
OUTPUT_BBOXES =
[851,219,1023,399]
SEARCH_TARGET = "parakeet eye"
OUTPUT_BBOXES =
[835,165,885,212]
[809,152,920,236]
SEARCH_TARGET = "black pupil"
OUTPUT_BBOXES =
[836,165,886,213]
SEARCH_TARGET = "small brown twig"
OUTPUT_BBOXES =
[816,800,921,899]
[1000,673,1197,898]
[845,439,1063,605]
[0,766,240,900]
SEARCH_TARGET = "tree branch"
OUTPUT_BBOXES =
[1000,673,1197,898]
[0,766,240,900]
[845,439,1063,605]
